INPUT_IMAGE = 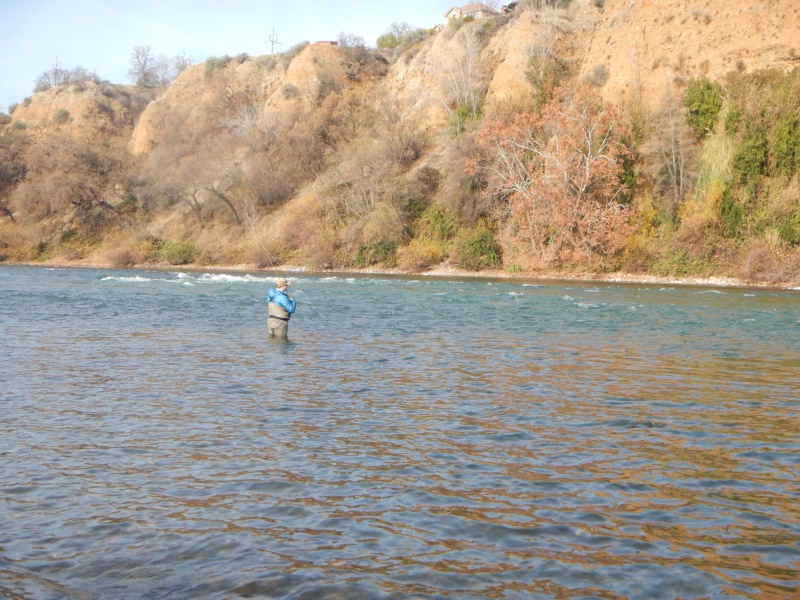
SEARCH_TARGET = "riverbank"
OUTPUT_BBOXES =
[5,256,799,291]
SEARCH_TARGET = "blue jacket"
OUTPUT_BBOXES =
[267,289,296,314]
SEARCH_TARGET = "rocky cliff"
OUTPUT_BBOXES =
[127,0,800,159]
[581,0,800,110]
[2,0,799,282]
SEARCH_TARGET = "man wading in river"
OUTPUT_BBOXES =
[267,277,296,339]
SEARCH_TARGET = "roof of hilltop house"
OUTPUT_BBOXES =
[444,3,502,19]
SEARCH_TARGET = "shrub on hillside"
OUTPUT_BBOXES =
[684,77,723,137]
[418,204,457,242]
[355,242,396,267]
[396,239,445,271]
[378,23,429,56]
[107,245,144,267]
[147,239,196,265]
[453,224,502,270]
[778,218,800,245]
[650,248,713,277]
[769,110,800,177]
[732,128,768,189]
[719,186,744,238]
[52,109,70,124]
[205,56,232,76]
[281,84,300,99]
[450,101,484,138]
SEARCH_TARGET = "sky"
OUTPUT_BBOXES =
[0,0,453,113]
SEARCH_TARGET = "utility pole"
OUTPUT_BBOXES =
[267,28,281,53]
[52,57,62,85]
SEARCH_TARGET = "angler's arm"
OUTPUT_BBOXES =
[277,294,296,314]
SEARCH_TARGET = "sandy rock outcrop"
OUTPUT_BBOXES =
[581,0,800,111]
[9,82,138,140]
[126,0,800,158]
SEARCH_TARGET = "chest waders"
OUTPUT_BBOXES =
[268,302,290,338]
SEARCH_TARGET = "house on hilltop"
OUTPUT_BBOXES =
[444,3,501,21]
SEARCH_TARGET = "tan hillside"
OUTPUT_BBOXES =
[128,0,800,160]
[9,81,139,139]
[2,0,799,284]
[130,43,388,154]
[582,0,800,110]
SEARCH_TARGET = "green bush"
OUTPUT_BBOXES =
[684,77,723,137]
[454,225,502,271]
[35,240,50,261]
[778,219,800,246]
[419,204,457,242]
[403,194,430,221]
[377,33,400,49]
[149,240,196,265]
[719,187,744,238]
[450,101,483,137]
[397,29,428,53]
[769,110,800,177]
[651,249,713,277]
[732,128,768,187]
[617,136,636,205]
[725,106,742,135]
[526,53,572,108]
[447,16,473,33]
[354,242,396,267]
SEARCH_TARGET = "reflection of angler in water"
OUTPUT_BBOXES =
[267,277,296,339]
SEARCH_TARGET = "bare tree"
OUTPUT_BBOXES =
[128,46,192,88]
[336,32,367,49]
[172,52,194,78]
[473,82,633,262]
[388,22,413,37]
[441,26,486,120]
[128,45,159,87]
[34,62,99,92]
[645,99,696,210]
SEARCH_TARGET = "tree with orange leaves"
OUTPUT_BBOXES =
[473,82,633,264]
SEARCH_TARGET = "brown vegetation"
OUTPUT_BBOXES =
[0,0,798,286]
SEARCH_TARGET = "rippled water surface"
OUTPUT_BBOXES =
[1,265,799,599]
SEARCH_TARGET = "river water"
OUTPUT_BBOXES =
[1,265,798,599]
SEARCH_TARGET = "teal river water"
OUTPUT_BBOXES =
[1,265,799,599]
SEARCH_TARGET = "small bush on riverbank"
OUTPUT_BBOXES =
[396,239,445,271]
[452,223,502,271]
[144,239,196,265]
